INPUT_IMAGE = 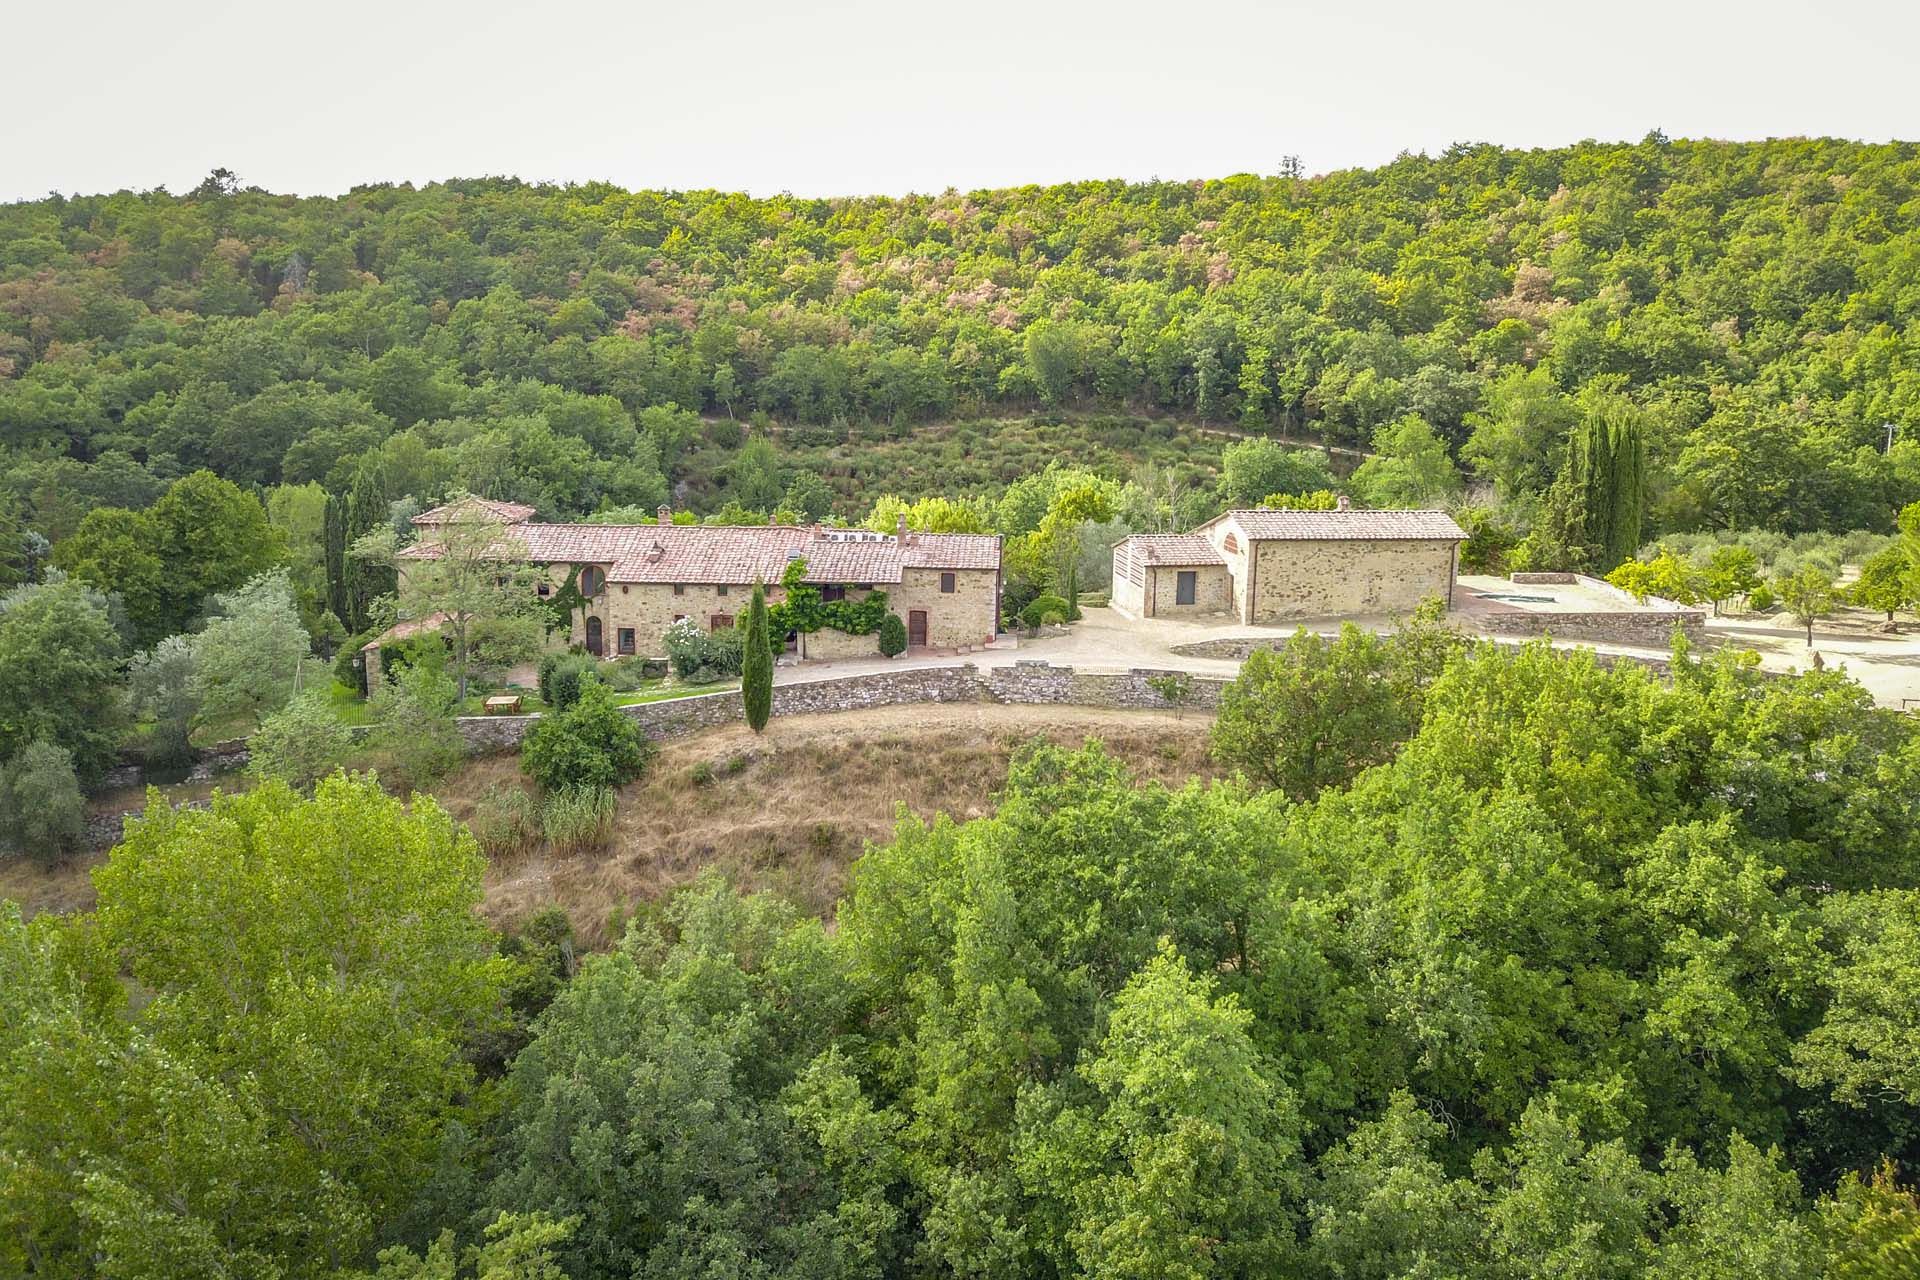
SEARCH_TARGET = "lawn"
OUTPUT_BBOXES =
[450,678,737,718]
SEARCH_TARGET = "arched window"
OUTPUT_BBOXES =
[578,565,605,597]
[1222,532,1239,554]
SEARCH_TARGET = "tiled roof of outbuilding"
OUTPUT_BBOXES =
[1215,509,1467,541]
[412,497,537,525]
[1114,533,1225,566]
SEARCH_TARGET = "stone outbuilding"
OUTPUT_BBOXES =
[1110,534,1234,619]
[1113,506,1467,624]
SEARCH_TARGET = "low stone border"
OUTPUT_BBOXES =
[1475,574,1706,646]
[456,661,1229,752]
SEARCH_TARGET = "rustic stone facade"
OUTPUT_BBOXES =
[568,577,756,659]
[1118,509,1465,627]
[1112,563,1233,619]
[1243,537,1458,621]
[558,566,999,660]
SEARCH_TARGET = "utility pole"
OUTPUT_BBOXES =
[1886,421,1903,453]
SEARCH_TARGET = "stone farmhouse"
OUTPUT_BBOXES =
[399,499,1003,661]
[1110,504,1467,624]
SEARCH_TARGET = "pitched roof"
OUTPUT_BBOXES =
[903,533,1004,572]
[1213,508,1467,542]
[412,497,537,525]
[1114,533,1225,566]
[406,520,1001,585]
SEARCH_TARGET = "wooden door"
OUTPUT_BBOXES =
[585,616,603,656]
[908,609,928,646]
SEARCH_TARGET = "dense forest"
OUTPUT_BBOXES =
[6,140,1920,1276]
[4,136,1920,553]
[6,632,1920,1277]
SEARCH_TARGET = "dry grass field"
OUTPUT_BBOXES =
[437,703,1222,947]
[2,705,1219,941]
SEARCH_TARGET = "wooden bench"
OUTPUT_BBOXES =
[484,695,523,715]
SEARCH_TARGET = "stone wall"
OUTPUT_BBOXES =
[798,626,882,660]
[1474,609,1705,646]
[457,661,1225,752]
[1140,564,1234,619]
[1475,575,1706,646]
[893,566,1000,648]
[1171,633,1686,676]
[1250,537,1458,621]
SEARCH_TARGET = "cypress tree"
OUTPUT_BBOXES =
[741,581,772,734]
[343,461,393,631]
[323,492,348,625]
[1563,400,1645,574]
[1604,413,1644,570]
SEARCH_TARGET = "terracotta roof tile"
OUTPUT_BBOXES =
[903,533,1003,571]
[404,521,1002,585]
[1218,508,1467,541]
[413,497,537,525]
[1115,533,1224,566]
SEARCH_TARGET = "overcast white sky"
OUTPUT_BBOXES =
[5,0,1917,202]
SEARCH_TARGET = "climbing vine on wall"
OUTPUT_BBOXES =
[545,565,587,637]
[766,557,891,636]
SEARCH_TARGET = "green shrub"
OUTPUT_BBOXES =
[521,682,656,793]
[367,662,465,789]
[0,741,87,865]
[664,618,745,684]
[879,612,908,657]
[334,632,373,691]
[541,787,616,856]
[537,651,600,711]
[1021,594,1070,630]
[689,761,716,788]
[246,690,355,790]
[602,655,668,691]
[468,784,541,859]
[1749,583,1777,612]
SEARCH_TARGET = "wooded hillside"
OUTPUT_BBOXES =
[4,137,1920,541]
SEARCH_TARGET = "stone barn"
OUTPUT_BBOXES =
[1110,534,1234,619]
[1114,506,1466,625]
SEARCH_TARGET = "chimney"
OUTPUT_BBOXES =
[657,504,671,524]
[1335,493,1351,511]
[896,514,908,543]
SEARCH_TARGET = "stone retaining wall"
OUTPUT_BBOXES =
[1170,632,1692,668]
[457,662,1227,752]
[1477,574,1706,646]
[1474,609,1704,646]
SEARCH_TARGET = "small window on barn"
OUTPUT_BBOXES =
[1223,533,1239,554]
[536,582,551,597]
[940,572,956,593]
[617,628,636,655]
[673,583,685,595]
[821,584,847,602]
[717,584,729,596]
[710,613,734,632]
[579,566,605,597]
